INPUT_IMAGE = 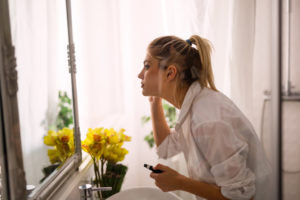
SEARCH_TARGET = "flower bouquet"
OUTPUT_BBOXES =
[41,128,75,182]
[82,127,131,199]
[40,91,74,183]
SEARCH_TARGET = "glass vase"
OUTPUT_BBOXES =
[93,162,128,199]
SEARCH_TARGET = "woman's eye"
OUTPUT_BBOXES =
[144,65,150,69]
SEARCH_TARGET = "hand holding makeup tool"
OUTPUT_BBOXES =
[144,164,163,173]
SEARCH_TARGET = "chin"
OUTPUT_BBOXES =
[141,89,152,97]
[142,91,149,96]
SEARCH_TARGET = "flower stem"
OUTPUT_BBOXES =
[93,157,102,199]
[101,159,104,179]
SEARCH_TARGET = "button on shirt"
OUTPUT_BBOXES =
[157,81,271,200]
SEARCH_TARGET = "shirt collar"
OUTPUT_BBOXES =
[175,81,202,129]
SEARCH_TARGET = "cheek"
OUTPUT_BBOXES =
[144,71,152,81]
[145,72,158,84]
[143,73,157,90]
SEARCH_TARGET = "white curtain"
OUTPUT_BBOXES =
[9,0,280,198]
[71,0,270,198]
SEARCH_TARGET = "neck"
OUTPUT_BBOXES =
[162,85,189,109]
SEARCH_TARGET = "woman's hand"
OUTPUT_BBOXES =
[150,164,184,192]
[148,96,162,106]
[148,97,170,146]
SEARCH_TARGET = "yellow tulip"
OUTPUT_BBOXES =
[119,128,126,134]
[82,143,90,154]
[108,135,119,144]
[44,130,58,146]
[82,127,131,164]
[48,148,61,164]
[58,128,73,144]
[44,128,75,165]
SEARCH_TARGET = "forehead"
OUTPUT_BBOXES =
[144,53,158,64]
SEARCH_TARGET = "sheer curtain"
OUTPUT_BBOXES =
[71,0,269,196]
[7,0,278,198]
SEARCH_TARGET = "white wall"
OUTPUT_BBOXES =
[282,0,300,199]
[261,1,300,199]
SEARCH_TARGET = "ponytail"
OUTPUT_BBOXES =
[189,35,217,91]
[148,35,217,92]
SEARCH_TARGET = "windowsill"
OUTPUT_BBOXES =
[78,152,93,172]
[48,152,93,200]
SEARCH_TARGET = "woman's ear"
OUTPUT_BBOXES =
[166,65,177,81]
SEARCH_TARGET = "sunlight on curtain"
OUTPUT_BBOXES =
[6,0,281,198]
[72,0,168,193]
[71,0,265,199]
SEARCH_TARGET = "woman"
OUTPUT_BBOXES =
[138,35,271,200]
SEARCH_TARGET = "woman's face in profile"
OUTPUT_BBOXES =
[138,53,165,97]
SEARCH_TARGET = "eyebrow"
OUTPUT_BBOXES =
[143,60,152,65]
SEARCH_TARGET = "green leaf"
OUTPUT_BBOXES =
[54,91,74,130]
[144,131,155,148]
[141,116,151,124]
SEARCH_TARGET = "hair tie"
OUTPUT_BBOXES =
[186,39,192,46]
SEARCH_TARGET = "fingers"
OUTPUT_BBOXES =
[149,164,166,180]
[150,173,164,191]
[150,163,172,180]
[153,163,169,171]
[149,96,162,103]
[150,172,157,179]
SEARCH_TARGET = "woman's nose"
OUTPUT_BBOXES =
[138,69,144,79]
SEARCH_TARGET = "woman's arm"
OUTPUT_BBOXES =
[180,177,254,200]
[179,175,229,200]
[149,97,170,146]
[150,164,229,200]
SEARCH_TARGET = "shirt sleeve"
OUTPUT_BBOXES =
[194,121,256,200]
[156,128,182,159]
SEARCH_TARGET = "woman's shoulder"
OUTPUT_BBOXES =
[192,88,235,110]
[191,88,242,123]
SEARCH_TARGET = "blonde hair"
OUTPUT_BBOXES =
[148,35,217,91]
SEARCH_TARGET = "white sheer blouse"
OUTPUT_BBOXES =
[157,82,271,200]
